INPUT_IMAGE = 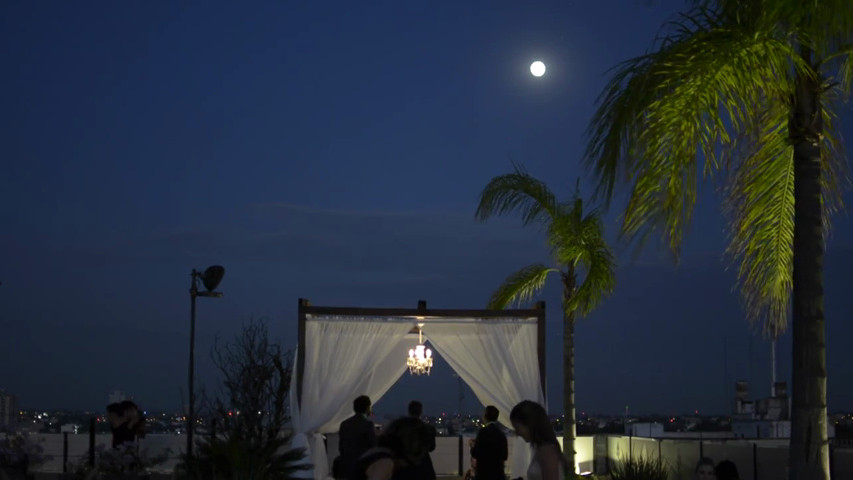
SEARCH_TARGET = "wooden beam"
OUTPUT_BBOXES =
[300,304,541,320]
[297,298,309,410]
[536,301,547,401]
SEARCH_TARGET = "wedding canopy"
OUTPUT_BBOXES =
[289,298,547,480]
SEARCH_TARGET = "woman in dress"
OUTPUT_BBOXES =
[509,400,566,480]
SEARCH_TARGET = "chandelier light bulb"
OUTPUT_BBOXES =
[406,324,434,375]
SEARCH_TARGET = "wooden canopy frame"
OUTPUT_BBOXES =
[295,297,547,409]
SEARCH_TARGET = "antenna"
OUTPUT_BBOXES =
[179,387,186,416]
[723,336,729,414]
[748,334,754,392]
[771,338,777,396]
[770,324,779,397]
[458,375,464,416]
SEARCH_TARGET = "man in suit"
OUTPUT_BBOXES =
[471,405,508,480]
[407,400,437,480]
[337,395,376,479]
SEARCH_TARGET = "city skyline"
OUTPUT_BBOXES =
[0,330,833,418]
[2,0,852,417]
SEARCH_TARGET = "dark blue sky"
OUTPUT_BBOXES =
[1,0,852,417]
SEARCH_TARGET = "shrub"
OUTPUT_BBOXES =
[0,431,51,469]
[69,443,170,480]
[610,454,668,480]
[181,319,308,480]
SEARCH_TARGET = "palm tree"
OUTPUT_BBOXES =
[584,2,851,479]
[475,167,616,474]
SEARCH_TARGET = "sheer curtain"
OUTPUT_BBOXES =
[290,316,415,480]
[425,319,544,479]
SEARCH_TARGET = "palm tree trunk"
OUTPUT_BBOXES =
[562,270,577,476]
[788,52,829,480]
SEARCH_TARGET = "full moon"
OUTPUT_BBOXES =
[530,60,546,77]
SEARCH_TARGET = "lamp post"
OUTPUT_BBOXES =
[187,265,225,463]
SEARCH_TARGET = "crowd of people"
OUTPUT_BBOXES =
[334,396,437,480]
[103,396,743,480]
[334,397,569,480]
[334,395,746,480]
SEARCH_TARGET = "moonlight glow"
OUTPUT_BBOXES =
[530,61,546,77]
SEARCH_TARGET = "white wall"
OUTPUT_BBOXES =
[24,433,593,477]
[604,435,852,480]
[18,432,853,480]
[18,433,183,474]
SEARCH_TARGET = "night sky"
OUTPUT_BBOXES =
[2,1,852,417]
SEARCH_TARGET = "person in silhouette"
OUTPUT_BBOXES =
[338,395,377,479]
[107,403,127,447]
[509,400,567,480]
[107,401,144,448]
[354,415,434,480]
[405,400,436,480]
[694,457,716,480]
[122,401,146,439]
[715,459,740,480]
[471,405,508,480]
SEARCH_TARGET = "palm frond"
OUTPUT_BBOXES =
[768,1,853,59]
[585,6,809,257]
[567,240,617,317]
[695,0,766,29]
[723,104,794,335]
[819,110,850,237]
[545,182,597,260]
[817,51,853,240]
[487,264,558,310]
[836,46,853,99]
[475,165,560,227]
[546,195,617,316]
[549,207,604,264]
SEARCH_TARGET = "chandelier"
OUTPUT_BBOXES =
[407,323,433,375]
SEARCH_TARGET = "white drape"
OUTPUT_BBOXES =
[290,314,544,480]
[290,317,415,480]
[425,319,544,479]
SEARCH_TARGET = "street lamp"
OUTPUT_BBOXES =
[187,265,225,461]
